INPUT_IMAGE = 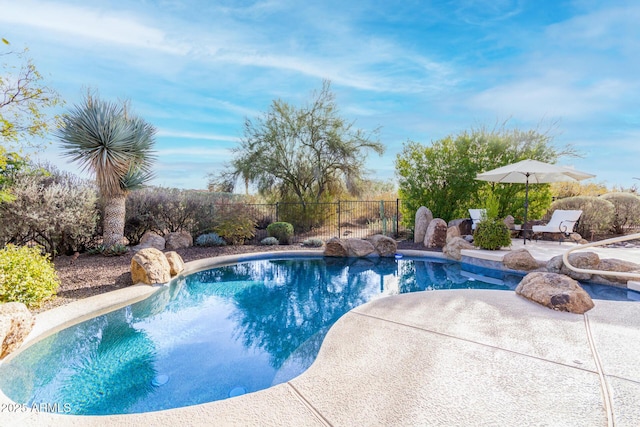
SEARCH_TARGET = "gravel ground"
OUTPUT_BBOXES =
[44,241,431,314]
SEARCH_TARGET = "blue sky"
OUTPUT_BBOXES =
[1,0,639,190]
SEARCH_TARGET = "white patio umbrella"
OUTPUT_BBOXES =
[475,159,595,244]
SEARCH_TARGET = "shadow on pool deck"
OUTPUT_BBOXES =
[2,247,640,426]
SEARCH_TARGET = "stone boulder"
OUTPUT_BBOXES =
[131,248,172,285]
[446,226,461,243]
[165,251,185,276]
[165,231,193,250]
[414,207,433,243]
[448,218,472,236]
[503,215,515,230]
[546,252,600,281]
[568,233,586,243]
[443,237,475,260]
[369,234,397,257]
[591,258,640,285]
[346,238,376,258]
[516,272,594,313]
[424,218,448,249]
[0,302,35,359]
[324,237,348,257]
[503,249,540,271]
[134,231,166,251]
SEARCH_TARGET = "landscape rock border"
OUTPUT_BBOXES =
[324,235,398,258]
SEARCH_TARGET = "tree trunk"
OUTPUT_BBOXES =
[102,193,127,248]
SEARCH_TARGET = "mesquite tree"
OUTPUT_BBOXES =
[213,80,385,204]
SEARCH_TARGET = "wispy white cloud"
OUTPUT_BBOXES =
[452,0,525,26]
[468,75,629,119]
[203,98,261,118]
[464,2,640,124]
[3,0,457,95]
[156,130,239,142]
[156,147,233,157]
[545,4,640,52]
[0,0,187,54]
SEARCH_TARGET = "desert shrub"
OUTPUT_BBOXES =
[125,187,210,242]
[103,244,129,256]
[195,232,227,247]
[149,188,208,233]
[600,192,640,234]
[87,244,129,256]
[192,197,260,237]
[125,188,250,244]
[260,237,279,246]
[302,238,324,247]
[245,204,273,230]
[125,188,159,244]
[550,196,614,237]
[0,166,99,257]
[214,214,257,245]
[276,202,332,232]
[473,218,511,250]
[267,222,294,244]
[0,244,60,308]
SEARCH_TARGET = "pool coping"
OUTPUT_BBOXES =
[2,248,640,426]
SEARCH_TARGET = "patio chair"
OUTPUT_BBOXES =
[468,209,487,231]
[531,209,583,243]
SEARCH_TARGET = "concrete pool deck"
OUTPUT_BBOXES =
[2,243,640,426]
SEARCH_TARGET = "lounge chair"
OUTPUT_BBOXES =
[468,209,487,231]
[531,209,582,243]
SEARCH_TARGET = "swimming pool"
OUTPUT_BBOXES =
[1,255,637,415]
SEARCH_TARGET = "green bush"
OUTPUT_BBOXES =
[473,219,511,250]
[260,237,279,246]
[267,222,294,244]
[214,215,257,245]
[550,196,614,237]
[0,244,60,308]
[195,232,227,247]
[600,192,640,234]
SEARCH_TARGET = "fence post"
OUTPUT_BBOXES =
[380,200,386,235]
[395,199,400,237]
[337,201,341,238]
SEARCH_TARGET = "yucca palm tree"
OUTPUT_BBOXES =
[56,94,156,249]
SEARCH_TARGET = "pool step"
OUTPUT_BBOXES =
[629,280,640,292]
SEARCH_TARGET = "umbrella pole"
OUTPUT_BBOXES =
[523,175,529,245]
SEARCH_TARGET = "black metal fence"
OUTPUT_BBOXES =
[240,200,406,243]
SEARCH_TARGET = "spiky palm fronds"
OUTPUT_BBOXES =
[56,95,156,197]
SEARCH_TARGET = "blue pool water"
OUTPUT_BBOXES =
[0,256,638,415]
